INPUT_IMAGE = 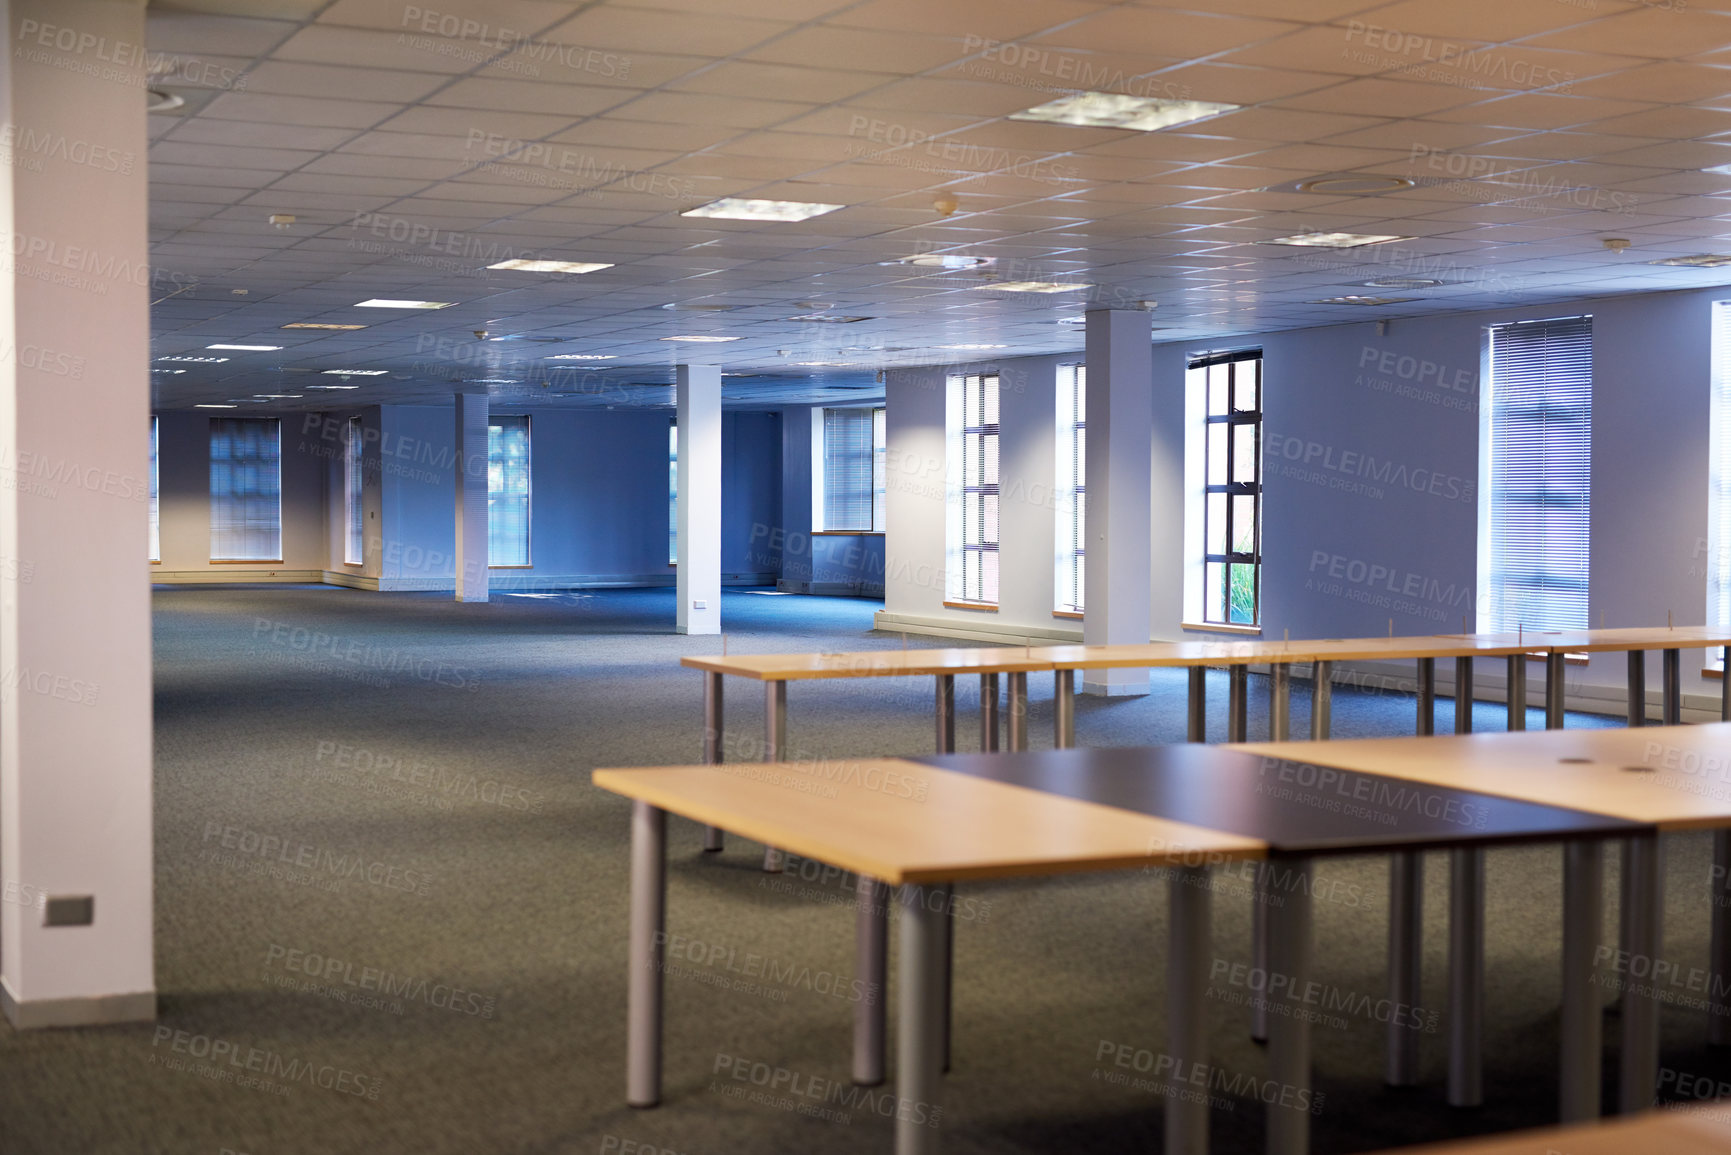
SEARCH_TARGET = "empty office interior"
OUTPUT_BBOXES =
[14,1,1731,1154]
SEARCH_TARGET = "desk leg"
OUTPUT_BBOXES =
[1627,652,1646,727]
[1187,667,1207,743]
[1448,849,1484,1107]
[936,675,955,754]
[1054,670,1074,749]
[897,884,946,1155]
[980,673,999,752]
[1007,672,1027,752]
[701,671,725,853]
[761,682,788,873]
[627,801,667,1107]
[1620,832,1663,1114]
[1267,858,1314,1155]
[1455,658,1473,734]
[1270,663,1291,741]
[1663,649,1681,726]
[1711,831,1731,1046]
[1228,666,1248,743]
[1546,652,1566,730]
[1167,865,1212,1155]
[1723,647,1730,722]
[1386,852,1423,1087]
[1560,839,1604,1123]
[1417,658,1435,736]
[1310,662,1332,741]
[1506,655,1526,732]
[854,877,888,1086]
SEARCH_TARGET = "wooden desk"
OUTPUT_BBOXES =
[1249,724,1731,1126]
[1371,1102,1731,1154]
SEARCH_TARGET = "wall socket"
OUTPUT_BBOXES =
[44,895,93,927]
[693,600,707,610]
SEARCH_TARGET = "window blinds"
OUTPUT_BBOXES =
[148,416,159,562]
[344,416,363,566]
[488,415,531,567]
[209,417,281,561]
[823,407,878,531]
[1709,304,1731,646]
[1055,365,1085,613]
[1485,315,1592,633]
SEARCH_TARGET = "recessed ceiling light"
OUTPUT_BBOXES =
[1650,254,1731,268]
[1312,295,1415,306]
[1008,92,1239,132]
[467,378,517,384]
[1263,232,1409,249]
[974,281,1091,294]
[793,361,861,367]
[194,403,236,408]
[1361,277,1447,289]
[487,258,614,274]
[662,335,740,342]
[934,343,1007,350]
[306,385,360,390]
[888,254,995,269]
[1293,176,1415,195]
[681,198,844,222]
[354,299,455,309]
[283,323,368,331]
[251,394,302,400]
[322,369,390,376]
[661,303,734,312]
[206,344,282,351]
[151,368,186,374]
[547,353,618,360]
[156,355,229,363]
[789,314,872,323]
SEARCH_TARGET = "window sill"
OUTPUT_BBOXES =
[211,559,284,565]
[812,530,884,537]
[1706,667,1724,680]
[943,600,998,613]
[149,559,161,565]
[489,565,533,570]
[1181,620,1262,636]
[1053,610,1083,621]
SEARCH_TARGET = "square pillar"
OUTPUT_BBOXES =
[677,365,721,635]
[1,0,156,1027]
[1082,309,1154,696]
[453,392,488,602]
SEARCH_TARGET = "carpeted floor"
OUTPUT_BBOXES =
[0,584,1723,1154]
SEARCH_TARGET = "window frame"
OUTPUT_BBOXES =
[668,418,677,566]
[949,372,1001,606]
[487,414,532,569]
[1055,364,1085,615]
[343,415,363,567]
[1194,351,1263,627]
[148,415,160,563]
[817,405,887,533]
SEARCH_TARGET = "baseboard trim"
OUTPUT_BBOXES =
[872,609,1084,647]
[152,569,324,584]
[1,978,155,1029]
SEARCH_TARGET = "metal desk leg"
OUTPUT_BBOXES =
[1560,839,1604,1123]
[1448,849,1484,1107]
[1252,874,1270,1044]
[1270,663,1291,741]
[1167,865,1212,1155]
[854,877,888,1085]
[1267,858,1314,1155]
[1506,655,1526,732]
[1417,657,1435,736]
[1711,831,1731,1046]
[1386,852,1423,1087]
[1546,651,1566,730]
[1187,666,1207,743]
[627,801,667,1107]
[1723,647,1730,722]
[1310,662,1332,741]
[702,671,725,852]
[1627,651,1646,727]
[979,672,999,753]
[1663,649,1681,726]
[1620,832,1663,1114]
[761,682,787,873]
[1228,666,1248,743]
[1006,672,1027,752]
[1455,657,1473,734]
[1054,669,1074,749]
[936,675,955,754]
[896,884,946,1155]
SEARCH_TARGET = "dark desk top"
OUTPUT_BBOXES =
[912,745,1646,857]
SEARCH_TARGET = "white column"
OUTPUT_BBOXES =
[677,365,721,635]
[1082,309,1154,696]
[452,392,488,602]
[0,0,155,1027]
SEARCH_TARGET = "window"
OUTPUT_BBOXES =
[1191,352,1263,625]
[1711,304,1731,667]
[148,416,159,562]
[818,406,886,531]
[209,417,282,561]
[949,373,1000,604]
[1480,315,1592,633]
[488,415,531,566]
[668,419,677,565]
[344,416,363,566]
[1055,365,1085,614]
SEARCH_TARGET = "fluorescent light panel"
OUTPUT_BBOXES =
[156,355,228,362]
[194,404,236,408]
[661,335,739,342]
[547,354,617,360]
[975,281,1090,293]
[1009,92,1238,132]
[1650,254,1731,268]
[680,198,843,222]
[283,323,368,330]
[354,299,455,309]
[322,369,390,375]
[487,258,613,274]
[206,344,282,351]
[1312,295,1414,306]
[1263,232,1409,249]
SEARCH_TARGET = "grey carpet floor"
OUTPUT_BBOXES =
[0,585,1723,1155]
